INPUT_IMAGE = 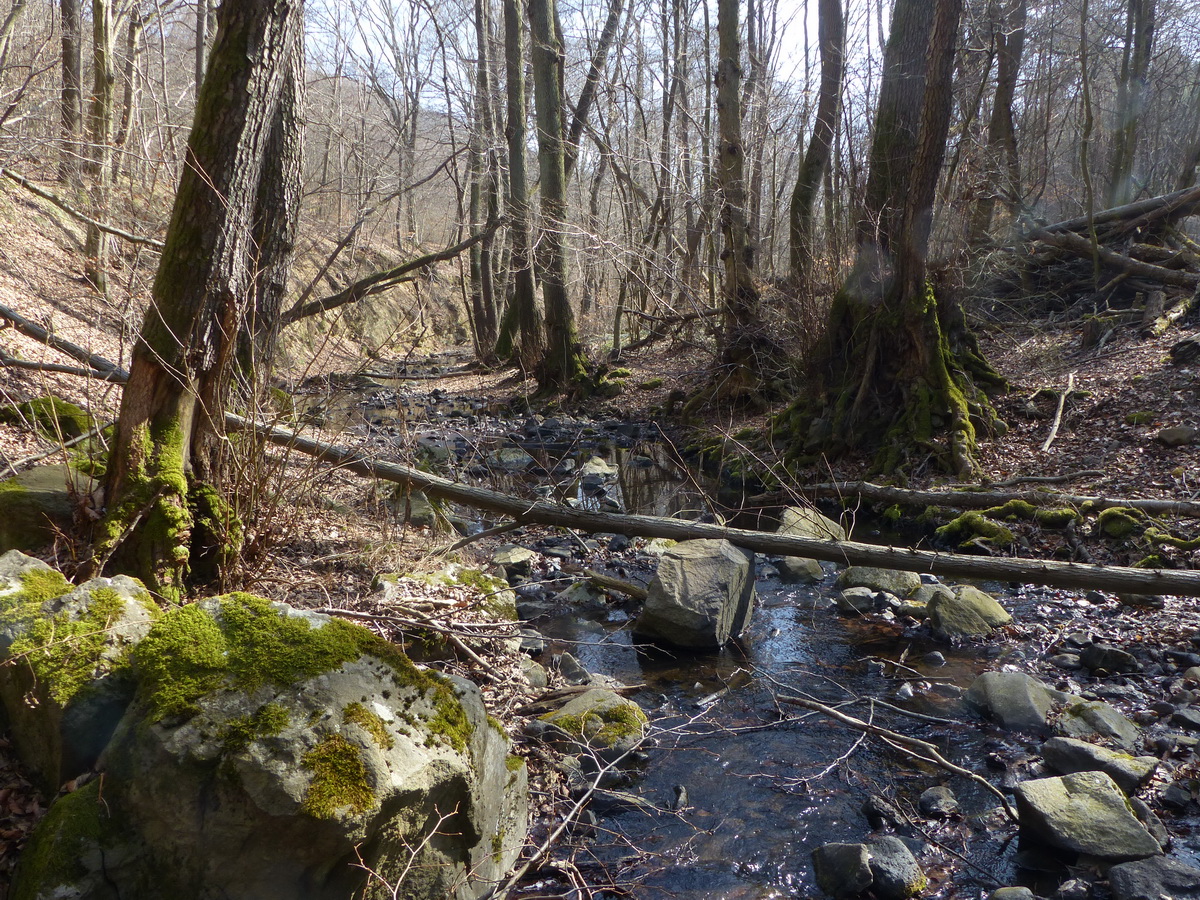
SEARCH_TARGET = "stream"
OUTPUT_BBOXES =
[293,361,1185,899]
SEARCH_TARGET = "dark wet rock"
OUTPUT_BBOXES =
[862,795,904,830]
[1129,796,1170,850]
[1055,700,1140,749]
[1014,771,1161,861]
[1109,856,1200,900]
[1079,643,1141,674]
[918,785,959,818]
[1160,780,1196,810]
[812,843,873,899]
[928,585,1012,640]
[607,534,631,552]
[556,652,591,685]
[1117,593,1166,609]
[633,539,755,649]
[1049,653,1082,670]
[517,628,545,656]
[1172,706,1200,730]
[965,672,1057,731]
[589,788,658,815]
[1040,736,1158,794]
[837,567,922,597]
[836,587,877,616]
[779,555,824,584]
[923,651,946,667]
[865,835,926,900]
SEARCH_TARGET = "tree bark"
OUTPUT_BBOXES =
[788,0,1002,476]
[58,0,83,184]
[788,0,843,280]
[95,0,305,600]
[529,0,588,391]
[1108,0,1156,208]
[83,0,116,294]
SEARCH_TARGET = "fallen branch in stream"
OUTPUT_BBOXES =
[1,300,1198,597]
[777,693,1018,822]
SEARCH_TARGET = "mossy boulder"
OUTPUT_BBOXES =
[1014,771,1161,861]
[1055,699,1139,750]
[1041,736,1158,795]
[965,671,1058,732]
[0,553,158,793]
[836,566,921,597]
[0,395,94,440]
[12,593,529,900]
[633,539,755,648]
[927,585,1012,640]
[0,464,95,553]
[934,512,1015,549]
[539,688,648,758]
[1099,507,1144,539]
[776,506,843,583]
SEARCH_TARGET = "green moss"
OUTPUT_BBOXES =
[882,504,903,523]
[1125,411,1155,426]
[609,367,632,379]
[134,594,472,750]
[343,701,394,750]
[221,702,290,752]
[982,499,1079,528]
[541,701,648,747]
[934,512,1015,548]
[188,482,243,587]
[5,581,141,706]
[11,780,107,900]
[1098,507,1143,539]
[301,734,376,819]
[638,378,664,390]
[1133,554,1166,569]
[505,753,525,773]
[491,829,506,863]
[486,714,507,738]
[0,396,93,440]
[1145,529,1200,551]
[15,568,71,604]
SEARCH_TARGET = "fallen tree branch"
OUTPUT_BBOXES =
[583,568,649,601]
[0,167,165,249]
[224,414,1200,596]
[280,216,506,326]
[1041,371,1074,452]
[1032,184,1200,238]
[0,302,128,380]
[0,350,118,381]
[1033,230,1200,287]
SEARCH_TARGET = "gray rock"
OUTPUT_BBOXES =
[1157,426,1198,447]
[835,587,877,616]
[777,508,843,582]
[556,652,591,685]
[0,464,89,553]
[1109,856,1200,900]
[1014,771,1161,861]
[493,544,536,576]
[0,561,157,792]
[1055,700,1140,750]
[1129,796,1170,851]
[812,842,873,899]
[391,489,447,531]
[965,671,1056,731]
[490,447,538,471]
[578,456,618,477]
[865,835,926,900]
[1041,736,1158,794]
[15,594,529,900]
[990,889,1035,900]
[836,567,921,597]
[928,585,1012,639]
[633,539,755,648]
[1172,706,1200,730]
[539,689,648,755]
[919,785,959,818]
[907,583,955,607]
[520,658,548,690]
[1079,643,1141,674]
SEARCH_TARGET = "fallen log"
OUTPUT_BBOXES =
[225,414,1200,597]
[1033,230,1200,287]
[1033,185,1200,237]
[789,481,1200,519]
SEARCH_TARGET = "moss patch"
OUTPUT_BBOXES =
[0,396,93,440]
[934,512,1015,548]
[1098,507,1143,539]
[343,701,394,750]
[11,780,107,900]
[982,499,1080,528]
[301,734,376,819]
[221,702,290,752]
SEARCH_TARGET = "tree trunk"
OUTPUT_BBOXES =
[94,0,304,601]
[786,0,1002,476]
[529,0,588,390]
[58,0,82,184]
[83,0,116,294]
[968,0,1026,244]
[500,0,543,370]
[468,0,499,357]
[788,0,843,280]
[1107,0,1156,207]
[109,6,143,182]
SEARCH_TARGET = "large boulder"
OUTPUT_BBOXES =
[0,465,90,553]
[812,843,873,898]
[0,553,158,792]
[927,585,1012,640]
[1109,856,1200,900]
[633,539,754,648]
[1041,736,1158,795]
[539,688,649,757]
[836,567,921,597]
[13,593,528,900]
[777,507,844,583]
[965,672,1058,732]
[1055,699,1140,750]
[1014,771,1162,861]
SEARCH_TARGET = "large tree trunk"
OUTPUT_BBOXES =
[58,0,82,184]
[785,0,1002,476]
[467,0,499,358]
[529,0,588,390]
[82,0,116,294]
[968,0,1027,244]
[498,0,543,370]
[93,0,304,601]
[1107,0,1156,207]
[788,0,843,280]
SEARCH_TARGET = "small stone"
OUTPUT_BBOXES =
[1172,706,1200,730]
[990,889,1035,900]
[922,651,946,668]
[1079,643,1141,674]
[836,587,876,616]
[918,785,959,818]
[556,652,591,685]
[862,795,903,830]
[1157,426,1198,447]
[1049,653,1082,670]
[1160,781,1194,810]
[865,835,926,900]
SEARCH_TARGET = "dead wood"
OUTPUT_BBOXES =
[1033,230,1199,287]
[1033,184,1200,237]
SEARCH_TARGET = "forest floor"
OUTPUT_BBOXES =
[0,175,1199,894]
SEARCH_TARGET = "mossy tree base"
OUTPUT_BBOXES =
[779,273,1005,477]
